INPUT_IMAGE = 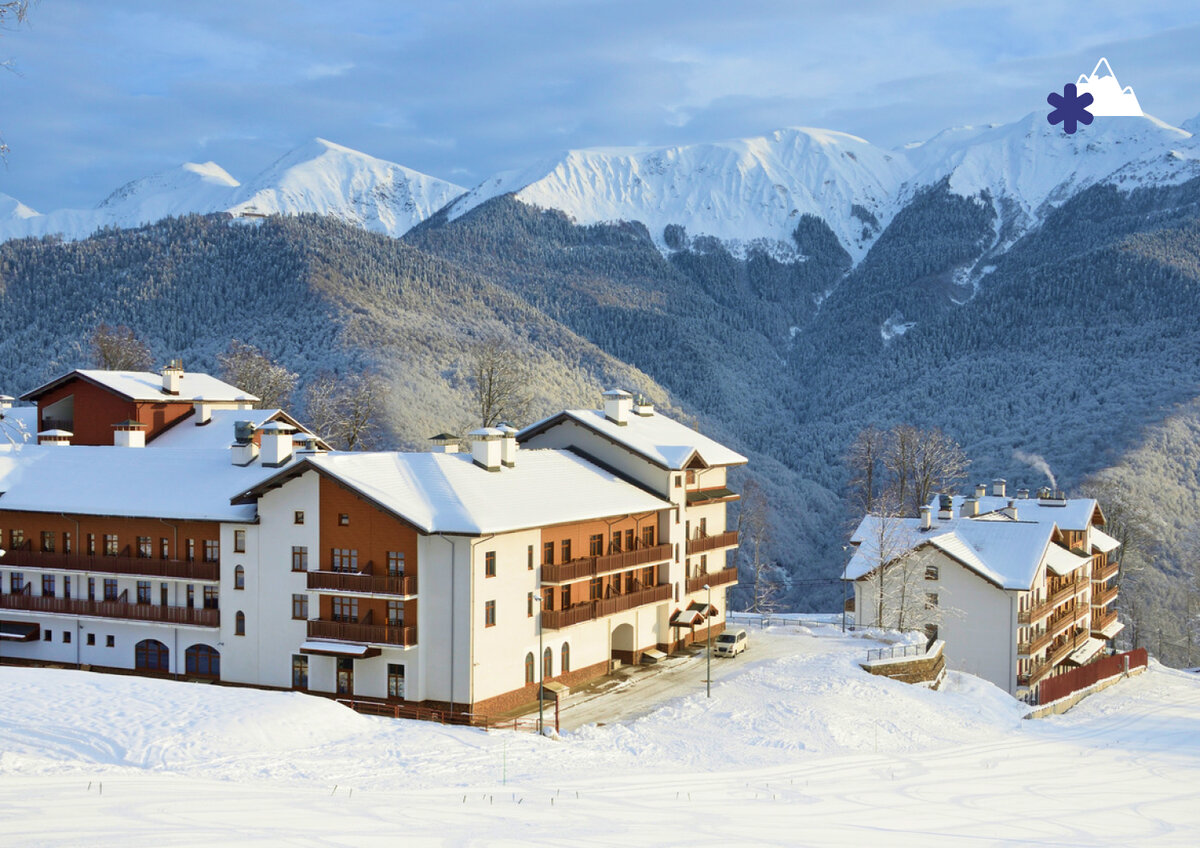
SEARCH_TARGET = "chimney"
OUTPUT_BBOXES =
[974,482,987,498]
[1017,488,1030,499]
[162,359,184,395]
[937,493,953,520]
[991,478,1007,498]
[497,423,518,468]
[633,395,655,417]
[1002,500,1019,520]
[0,395,12,410]
[919,505,932,531]
[469,427,503,471]
[259,421,296,467]
[37,428,72,446]
[1036,486,1052,500]
[429,433,460,454]
[193,398,212,426]
[295,434,324,454]
[231,420,259,466]
[602,389,633,426]
[112,420,147,447]
[961,497,979,518]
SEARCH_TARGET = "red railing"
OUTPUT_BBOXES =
[0,549,218,581]
[541,583,672,630]
[334,698,550,732]
[307,571,417,596]
[685,566,738,595]
[0,593,219,626]
[686,531,739,556]
[540,543,672,584]
[307,619,416,646]
[1036,648,1148,705]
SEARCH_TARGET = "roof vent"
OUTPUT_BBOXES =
[633,395,655,417]
[974,482,987,498]
[961,497,979,518]
[162,359,184,395]
[37,428,72,446]
[429,432,460,454]
[112,419,147,448]
[260,420,296,468]
[602,389,633,426]
[0,395,13,410]
[469,427,503,471]
[193,398,212,426]
[1017,488,1030,499]
[937,493,953,520]
[231,420,258,466]
[991,478,1007,498]
[919,505,932,531]
[497,423,518,468]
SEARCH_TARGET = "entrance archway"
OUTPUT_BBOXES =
[612,622,637,666]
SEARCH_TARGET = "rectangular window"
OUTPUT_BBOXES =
[332,596,358,623]
[292,654,308,689]
[561,584,572,608]
[925,593,939,610]
[686,470,696,485]
[186,584,195,608]
[63,576,72,600]
[292,593,309,620]
[625,529,634,551]
[338,513,349,526]
[699,517,708,537]
[527,591,534,618]
[160,537,169,559]
[43,629,51,642]
[387,600,404,625]
[203,586,219,609]
[561,539,572,562]
[925,565,939,581]
[387,551,405,576]
[388,663,405,699]
[42,574,55,596]
[137,581,151,604]
[485,550,496,578]
[641,566,655,587]
[87,533,96,556]
[675,474,682,488]
[40,530,55,552]
[103,579,118,601]
[63,532,72,554]
[234,530,246,553]
[186,539,195,562]
[104,534,119,556]
[589,577,601,601]
[589,534,603,557]
[543,542,554,566]
[543,587,555,611]
[700,554,708,572]
[203,540,219,563]
[294,510,305,525]
[642,526,655,548]
[527,545,534,570]
[137,536,152,558]
[10,529,24,548]
[86,633,95,646]
[611,532,621,553]
[63,631,71,644]
[331,549,358,572]
[106,635,115,648]
[484,600,496,627]
[10,572,24,593]
[160,583,169,606]
[88,577,96,601]
[292,546,308,572]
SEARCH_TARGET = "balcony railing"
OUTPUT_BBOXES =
[307,571,417,597]
[307,619,416,646]
[1092,583,1118,609]
[0,549,219,581]
[540,543,672,584]
[0,593,219,626]
[541,583,672,630]
[1018,602,1086,655]
[1017,577,1086,624]
[686,531,739,556]
[1019,627,1087,685]
[685,566,738,595]
[1092,609,1119,633]
[1092,559,1119,583]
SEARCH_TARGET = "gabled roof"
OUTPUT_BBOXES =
[147,409,327,451]
[941,494,1103,531]
[234,448,672,535]
[0,443,292,522]
[519,409,747,471]
[21,369,259,404]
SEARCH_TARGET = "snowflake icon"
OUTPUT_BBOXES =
[1047,83,1094,134]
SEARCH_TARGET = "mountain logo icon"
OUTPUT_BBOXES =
[1075,58,1143,117]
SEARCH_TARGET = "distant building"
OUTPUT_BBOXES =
[0,373,743,720]
[843,480,1122,701]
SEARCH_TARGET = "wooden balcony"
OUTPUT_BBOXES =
[307,619,416,646]
[1018,602,1086,655]
[1092,583,1118,609]
[541,583,672,630]
[307,571,417,597]
[0,548,219,581]
[540,543,672,584]
[0,593,219,627]
[1092,559,1119,583]
[1092,609,1119,634]
[1019,628,1087,685]
[686,531,739,556]
[1017,577,1086,624]
[685,566,738,595]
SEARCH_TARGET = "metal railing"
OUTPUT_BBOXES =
[307,619,416,646]
[0,548,218,581]
[307,571,417,597]
[0,593,219,626]
[686,531,739,556]
[539,543,672,584]
[865,643,927,662]
[685,566,738,594]
[541,583,672,630]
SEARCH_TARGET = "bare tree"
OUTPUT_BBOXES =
[883,424,919,513]
[851,424,969,516]
[0,2,30,162]
[90,323,153,371]
[737,479,781,613]
[910,427,969,511]
[856,511,952,637]
[303,371,384,450]
[217,340,297,409]
[466,337,531,428]
[846,425,886,512]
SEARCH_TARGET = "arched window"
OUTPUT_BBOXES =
[524,652,535,685]
[234,565,245,590]
[135,639,169,671]
[185,644,220,677]
[235,611,246,636]
[561,642,570,673]
[543,647,553,680]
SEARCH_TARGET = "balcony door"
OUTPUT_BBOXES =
[337,657,354,694]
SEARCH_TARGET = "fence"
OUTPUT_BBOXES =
[334,698,551,733]
[1035,648,1148,705]
[865,643,927,662]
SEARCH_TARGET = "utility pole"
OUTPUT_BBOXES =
[704,583,711,698]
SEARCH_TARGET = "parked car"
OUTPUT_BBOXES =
[713,629,748,657]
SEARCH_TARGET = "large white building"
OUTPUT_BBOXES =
[844,480,1122,701]
[0,373,744,719]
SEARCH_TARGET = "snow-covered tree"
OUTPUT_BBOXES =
[218,340,298,409]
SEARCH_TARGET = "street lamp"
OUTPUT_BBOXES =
[704,583,711,698]
[534,593,544,734]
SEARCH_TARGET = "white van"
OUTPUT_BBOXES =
[713,629,748,657]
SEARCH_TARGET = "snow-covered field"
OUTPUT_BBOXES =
[2,624,1199,846]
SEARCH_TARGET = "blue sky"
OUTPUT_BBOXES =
[3,1,1200,210]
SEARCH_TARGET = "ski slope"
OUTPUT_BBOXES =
[1,624,1198,846]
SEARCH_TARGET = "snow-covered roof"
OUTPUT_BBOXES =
[0,443,291,522]
[238,448,671,535]
[941,494,1101,531]
[1044,544,1091,577]
[845,513,1059,590]
[22,369,259,404]
[148,409,323,451]
[520,409,747,470]
[1090,527,1121,554]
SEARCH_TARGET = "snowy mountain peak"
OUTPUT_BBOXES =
[0,192,39,220]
